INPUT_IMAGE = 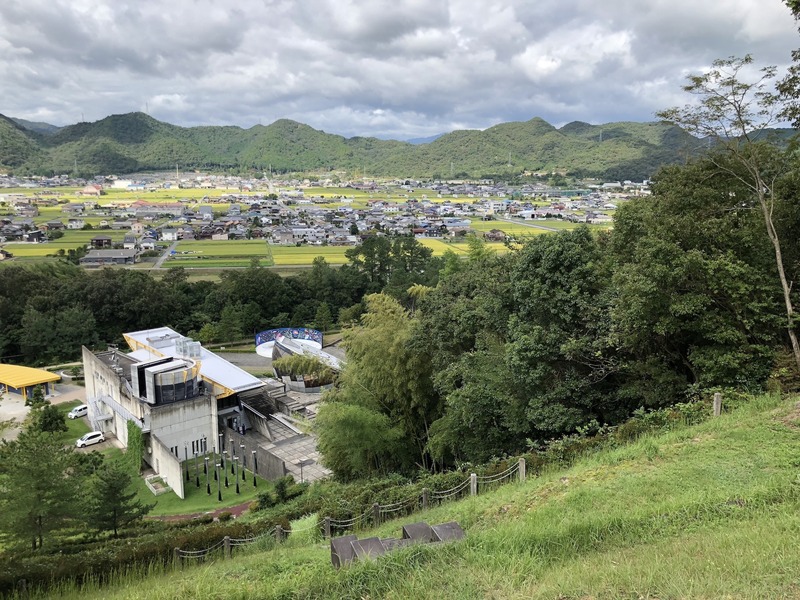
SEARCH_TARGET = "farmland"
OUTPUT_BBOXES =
[163,238,510,268]
[3,230,126,258]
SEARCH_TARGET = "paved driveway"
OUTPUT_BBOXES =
[74,429,118,453]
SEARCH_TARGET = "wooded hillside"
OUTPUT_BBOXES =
[0,112,707,179]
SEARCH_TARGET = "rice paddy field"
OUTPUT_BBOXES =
[163,238,510,268]
[3,230,127,258]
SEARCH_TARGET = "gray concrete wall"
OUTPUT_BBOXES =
[150,433,185,499]
[149,395,215,456]
[222,425,286,481]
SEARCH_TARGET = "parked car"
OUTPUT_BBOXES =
[76,431,105,448]
[67,404,88,419]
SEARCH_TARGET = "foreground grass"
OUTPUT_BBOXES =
[33,394,800,599]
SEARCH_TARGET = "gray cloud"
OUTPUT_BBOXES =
[0,0,797,139]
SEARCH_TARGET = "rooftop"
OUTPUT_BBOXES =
[124,327,264,397]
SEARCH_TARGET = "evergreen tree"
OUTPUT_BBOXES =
[314,302,334,332]
[0,429,77,549]
[86,463,152,537]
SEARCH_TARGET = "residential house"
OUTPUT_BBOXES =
[91,235,113,249]
[80,249,137,267]
[78,185,102,197]
[22,231,44,243]
[45,220,66,231]
[111,220,133,230]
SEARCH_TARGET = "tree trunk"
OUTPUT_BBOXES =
[758,190,800,372]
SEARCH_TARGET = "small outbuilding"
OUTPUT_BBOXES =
[0,364,61,401]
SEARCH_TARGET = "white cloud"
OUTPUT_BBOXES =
[0,0,797,138]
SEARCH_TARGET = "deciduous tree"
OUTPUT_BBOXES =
[658,55,800,370]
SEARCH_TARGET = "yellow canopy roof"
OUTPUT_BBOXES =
[0,364,61,389]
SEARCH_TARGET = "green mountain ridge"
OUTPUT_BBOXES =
[0,111,712,179]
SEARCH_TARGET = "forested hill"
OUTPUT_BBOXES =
[0,111,704,179]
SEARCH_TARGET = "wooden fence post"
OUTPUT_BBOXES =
[223,536,231,559]
[470,473,477,496]
[518,457,526,483]
[173,547,181,568]
[276,525,284,543]
[372,502,380,527]
[422,487,429,511]
[323,517,331,539]
[713,392,722,417]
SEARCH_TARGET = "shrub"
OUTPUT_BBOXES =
[217,512,233,522]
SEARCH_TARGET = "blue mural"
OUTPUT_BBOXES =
[255,328,323,347]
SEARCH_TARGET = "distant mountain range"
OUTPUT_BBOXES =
[0,111,719,180]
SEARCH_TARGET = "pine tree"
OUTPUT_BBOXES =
[86,463,152,537]
[0,429,77,549]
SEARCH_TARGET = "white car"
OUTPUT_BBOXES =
[68,404,88,419]
[76,431,105,448]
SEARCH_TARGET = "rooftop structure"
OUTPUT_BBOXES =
[125,327,264,398]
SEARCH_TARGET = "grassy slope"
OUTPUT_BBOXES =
[55,393,800,600]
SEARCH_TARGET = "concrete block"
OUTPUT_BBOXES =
[431,521,465,542]
[401,521,434,543]
[330,534,358,569]
[351,537,386,561]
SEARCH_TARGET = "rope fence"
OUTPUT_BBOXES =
[175,457,528,563]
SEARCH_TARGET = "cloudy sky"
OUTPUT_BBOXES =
[1,0,798,140]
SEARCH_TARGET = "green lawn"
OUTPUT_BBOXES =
[53,400,92,446]
[131,452,272,517]
[49,399,270,517]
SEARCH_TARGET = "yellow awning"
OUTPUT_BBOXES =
[0,364,61,389]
